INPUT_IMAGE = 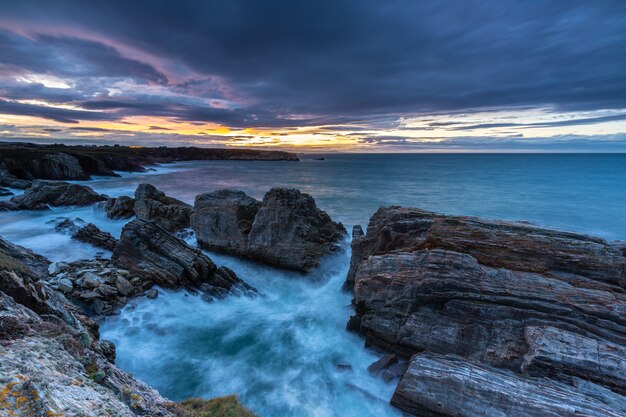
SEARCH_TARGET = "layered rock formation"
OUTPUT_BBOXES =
[113,219,255,298]
[0,181,107,210]
[191,188,346,271]
[54,218,118,252]
[348,206,626,416]
[134,183,191,232]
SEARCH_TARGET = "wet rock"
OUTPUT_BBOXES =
[57,278,74,293]
[381,361,409,382]
[391,353,626,417]
[348,206,626,416]
[48,261,68,275]
[134,183,191,232]
[367,354,398,374]
[105,195,135,219]
[115,276,134,296]
[113,219,256,297]
[335,363,353,371]
[0,181,106,210]
[74,223,117,252]
[347,206,626,290]
[192,187,346,272]
[81,272,103,289]
[145,288,159,299]
[191,189,261,253]
[0,186,13,196]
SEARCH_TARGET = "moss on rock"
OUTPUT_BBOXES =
[173,395,257,417]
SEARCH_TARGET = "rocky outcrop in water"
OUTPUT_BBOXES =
[348,206,626,416]
[0,181,107,210]
[134,184,191,232]
[105,195,136,219]
[113,219,256,298]
[0,234,259,416]
[0,166,32,189]
[191,188,346,271]
[0,142,298,183]
[54,218,118,252]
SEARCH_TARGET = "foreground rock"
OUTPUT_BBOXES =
[348,206,626,416]
[0,181,107,210]
[0,235,257,416]
[113,219,256,298]
[134,183,191,231]
[391,353,626,417]
[192,188,346,271]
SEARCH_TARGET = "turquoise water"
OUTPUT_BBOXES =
[1,154,625,417]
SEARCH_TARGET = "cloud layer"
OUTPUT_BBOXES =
[1,0,626,150]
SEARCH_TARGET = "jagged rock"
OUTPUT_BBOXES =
[0,233,260,417]
[105,195,136,219]
[391,353,626,417]
[74,223,118,252]
[53,218,118,251]
[0,186,13,196]
[113,219,256,297]
[134,184,191,231]
[0,181,107,210]
[348,206,626,416]
[191,188,346,272]
[191,189,261,253]
[347,206,626,290]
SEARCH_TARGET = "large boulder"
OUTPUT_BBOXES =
[0,181,107,210]
[104,195,135,219]
[113,219,255,297]
[347,207,626,416]
[191,190,261,254]
[134,184,191,231]
[191,188,346,272]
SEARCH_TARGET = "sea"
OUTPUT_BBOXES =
[1,153,625,417]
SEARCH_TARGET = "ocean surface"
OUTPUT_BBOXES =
[1,153,625,417]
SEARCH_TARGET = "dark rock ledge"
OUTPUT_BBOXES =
[347,206,626,416]
[0,141,299,187]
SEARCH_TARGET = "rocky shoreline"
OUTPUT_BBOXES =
[1,175,625,416]
[0,142,298,191]
[347,206,626,416]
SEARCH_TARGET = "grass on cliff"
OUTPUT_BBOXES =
[173,395,257,417]
[0,251,32,277]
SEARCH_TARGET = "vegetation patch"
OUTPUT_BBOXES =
[173,395,258,417]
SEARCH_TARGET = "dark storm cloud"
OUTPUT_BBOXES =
[1,0,626,127]
[0,30,166,83]
[0,99,116,123]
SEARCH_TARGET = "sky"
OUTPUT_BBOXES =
[1,0,626,152]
